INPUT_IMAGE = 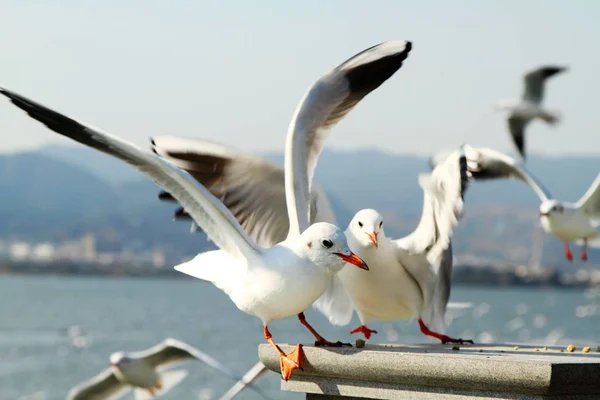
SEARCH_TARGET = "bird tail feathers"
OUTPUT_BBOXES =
[540,110,560,125]
[174,250,242,293]
[134,369,188,400]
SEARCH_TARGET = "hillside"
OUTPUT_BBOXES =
[0,145,598,268]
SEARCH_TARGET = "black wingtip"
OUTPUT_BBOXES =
[149,138,158,154]
[459,153,469,199]
[343,40,413,96]
[158,191,175,201]
[173,207,192,220]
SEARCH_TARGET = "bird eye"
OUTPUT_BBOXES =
[358,221,363,228]
[322,240,333,249]
[379,221,383,228]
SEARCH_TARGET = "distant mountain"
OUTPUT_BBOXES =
[1,144,598,268]
[38,145,141,183]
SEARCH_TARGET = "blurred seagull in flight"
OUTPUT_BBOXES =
[494,65,567,159]
[66,338,268,400]
[430,147,600,262]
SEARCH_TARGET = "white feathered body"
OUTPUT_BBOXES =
[338,235,423,324]
[496,99,556,122]
[113,360,159,389]
[541,204,600,245]
[175,244,332,324]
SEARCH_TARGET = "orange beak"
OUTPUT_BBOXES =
[334,252,369,271]
[366,231,378,248]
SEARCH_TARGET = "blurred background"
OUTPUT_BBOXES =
[0,1,598,399]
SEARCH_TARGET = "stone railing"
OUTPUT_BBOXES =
[258,343,600,399]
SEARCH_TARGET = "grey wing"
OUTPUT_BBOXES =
[522,65,568,103]
[285,40,412,236]
[394,147,471,332]
[218,362,273,400]
[0,87,262,261]
[507,116,529,159]
[141,339,233,376]
[396,145,471,269]
[151,136,337,247]
[576,172,600,219]
[67,368,129,400]
[419,243,453,333]
[430,146,552,202]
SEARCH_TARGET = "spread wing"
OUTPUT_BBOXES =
[522,65,567,104]
[67,368,129,400]
[138,338,235,376]
[396,145,471,268]
[0,87,262,262]
[430,146,552,202]
[138,339,268,398]
[151,136,336,247]
[285,40,412,237]
[507,116,529,159]
[395,146,471,332]
[576,172,600,219]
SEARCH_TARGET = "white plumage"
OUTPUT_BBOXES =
[66,338,266,400]
[494,65,567,159]
[0,39,411,380]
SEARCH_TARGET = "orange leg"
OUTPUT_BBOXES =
[418,318,473,344]
[147,387,157,396]
[581,239,588,262]
[264,325,304,381]
[350,325,378,340]
[564,242,573,262]
[298,312,351,347]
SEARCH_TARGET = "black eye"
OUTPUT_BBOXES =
[358,221,363,228]
[322,239,333,249]
[379,221,383,228]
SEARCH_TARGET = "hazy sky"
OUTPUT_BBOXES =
[1,0,599,156]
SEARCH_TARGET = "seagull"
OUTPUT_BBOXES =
[494,65,567,159]
[151,137,474,343]
[66,338,264,400]
[339,146,472,343]
[430,146,600,262]
[0,40,412,379]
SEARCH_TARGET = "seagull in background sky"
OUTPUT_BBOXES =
[494,65,567,159]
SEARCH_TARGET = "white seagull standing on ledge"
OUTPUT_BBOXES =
[150,90,474,344]
[0,39,412,380]
[339,146,473,343]
[494,65,567,159]
[152,140,474,343]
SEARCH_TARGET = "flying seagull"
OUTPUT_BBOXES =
[151,136,474,344]
[66,338,266,400]
[0,40,411,380]
[430,147,600,262]
[494,65,567,159]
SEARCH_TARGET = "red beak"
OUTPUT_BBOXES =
[366,232,378,248]
[334,252,369,271]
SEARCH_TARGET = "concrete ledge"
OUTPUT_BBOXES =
[258,343,600,399]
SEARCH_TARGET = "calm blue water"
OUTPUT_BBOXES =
[0,275,598,400]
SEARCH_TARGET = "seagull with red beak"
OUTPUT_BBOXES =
[0,40,412,381]
[338,146,474,344]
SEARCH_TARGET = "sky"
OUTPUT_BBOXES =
[0,0,599,157]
